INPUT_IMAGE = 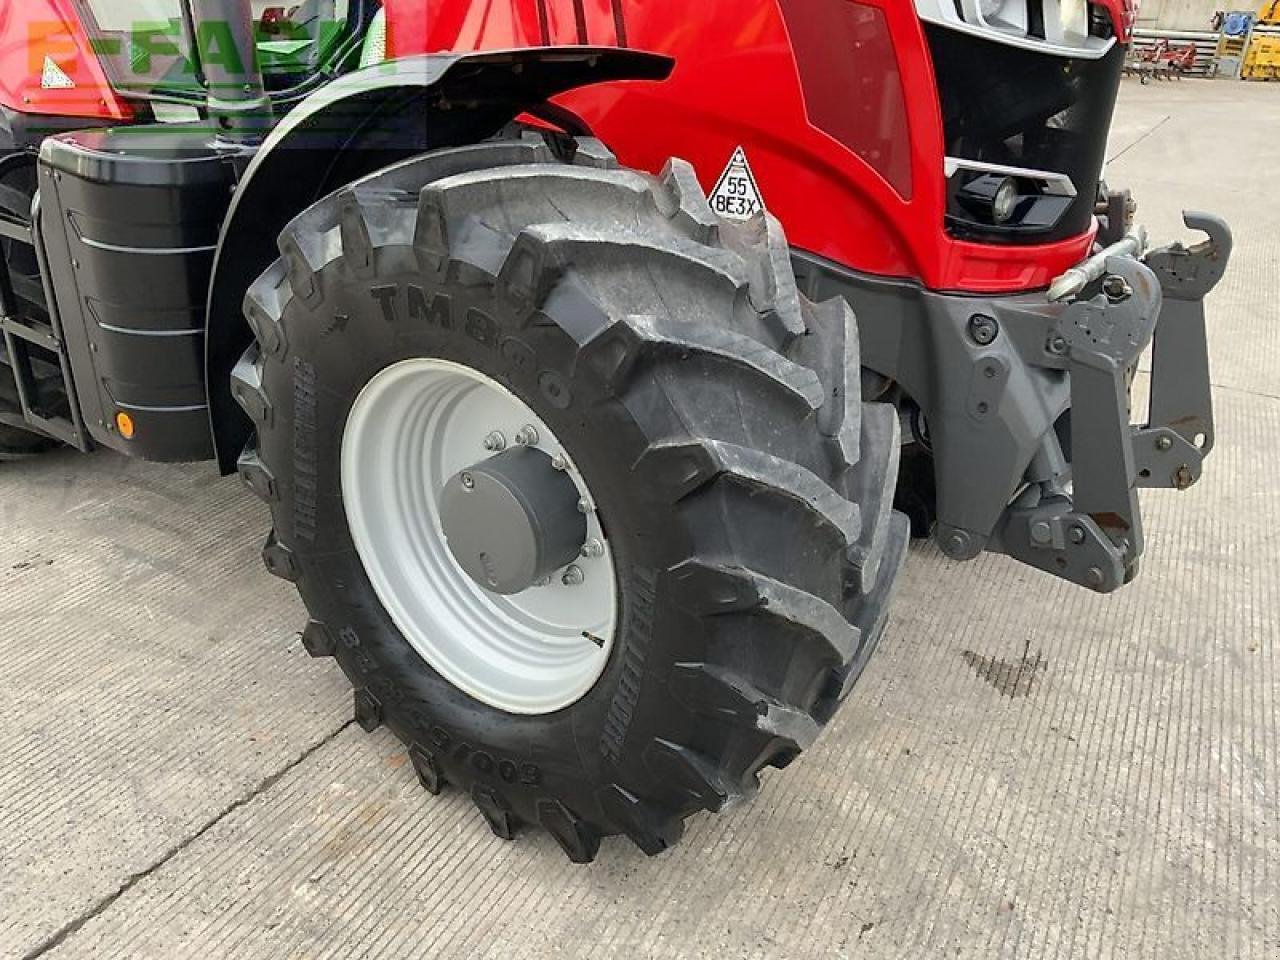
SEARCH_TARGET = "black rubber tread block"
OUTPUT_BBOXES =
[669,662,821,752]
[655,158,721,244]
[230,344,272,427]
[575,310,824,410]
[300,619,336,658]
[537,800,602,863]
[260,529,298,582]
[845,403,902,595]
[643,739,738,814]
[236,443,277,504]
[789,296,863,470]
[408,744,447,796]
[665,560,860,664]
[634,439,859,546]
[595,785,683,857]
[472,785,517,841]
[353,688,383,732]
[819,512,911,721]
[568,136,620,170]
[242,259,290,360]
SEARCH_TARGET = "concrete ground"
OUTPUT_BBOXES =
[1,79,1276,960]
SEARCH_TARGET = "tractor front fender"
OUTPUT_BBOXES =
[206,48,672,472]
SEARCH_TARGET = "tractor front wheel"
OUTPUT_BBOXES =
[235,133,908,860]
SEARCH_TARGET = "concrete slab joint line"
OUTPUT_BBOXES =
[16,721,355,960]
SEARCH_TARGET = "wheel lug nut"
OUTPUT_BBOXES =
[562,565,585,587]
[460,472,475,490]
[581,539,604,559]
[577,498,593,515]
[551,454,568,472]
[515,425,539,446]
[482,431,507,452]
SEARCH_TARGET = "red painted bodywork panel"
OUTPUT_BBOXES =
[386,0,1112,293]
[0,0,131,121]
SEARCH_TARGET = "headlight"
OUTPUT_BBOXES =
[957,175,1022,225]
[1049,0,1091,44]
[973,0,1028,34]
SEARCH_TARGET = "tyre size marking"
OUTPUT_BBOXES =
[293,358,319,543]
[599,567,657,765]
[709,147,766,223]
[427,723,542,785]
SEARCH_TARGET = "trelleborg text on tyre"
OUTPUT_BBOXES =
[234,131,909,861]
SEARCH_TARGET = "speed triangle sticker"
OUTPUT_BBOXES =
[709,147,766,222]
[41,57,75,90]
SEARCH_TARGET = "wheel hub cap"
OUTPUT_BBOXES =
[439,447,587,596]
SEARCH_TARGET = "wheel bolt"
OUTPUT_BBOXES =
[581,539,604,559]
[483,431,507,452]
[515,425,539,447]
[460,473,475,490]
[551,454,568,472]
[562,565,585,587]
[577,498,593,515]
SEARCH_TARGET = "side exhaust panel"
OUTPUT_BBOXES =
[204,49,673,473]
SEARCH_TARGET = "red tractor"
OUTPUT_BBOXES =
[0,0,1231,860]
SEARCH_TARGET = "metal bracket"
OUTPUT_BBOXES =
[1052,256,1157,557]
[1142,211,1231,457]
[996,493,1132,593]
[1131,426,1201,490]
[0,164,91,452]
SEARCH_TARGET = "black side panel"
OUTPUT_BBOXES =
[38,126,240,462]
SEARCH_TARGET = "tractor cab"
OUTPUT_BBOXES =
[73,0,378,113]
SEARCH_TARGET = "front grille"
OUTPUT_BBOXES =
[926,26,1125,244]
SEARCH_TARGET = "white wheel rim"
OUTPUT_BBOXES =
[341,358,618,715]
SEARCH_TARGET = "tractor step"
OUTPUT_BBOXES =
[0,174,90,453]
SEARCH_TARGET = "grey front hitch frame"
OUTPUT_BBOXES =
[795,209,1231,594]
[987,212,1232,592]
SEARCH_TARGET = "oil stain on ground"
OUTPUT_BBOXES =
[960,645,1047,698]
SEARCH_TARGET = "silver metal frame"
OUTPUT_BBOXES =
[914,0,1117,59]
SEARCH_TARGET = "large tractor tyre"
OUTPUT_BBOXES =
[235,132,909,861]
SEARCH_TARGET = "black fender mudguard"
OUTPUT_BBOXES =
[205,48,672,473]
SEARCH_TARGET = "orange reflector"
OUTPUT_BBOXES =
[115,411,135,440]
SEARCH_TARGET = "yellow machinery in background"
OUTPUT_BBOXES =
[1243,0,1280,79]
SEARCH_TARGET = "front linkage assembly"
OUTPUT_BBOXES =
[993,212,1232,591]
[799,208,1231,595]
